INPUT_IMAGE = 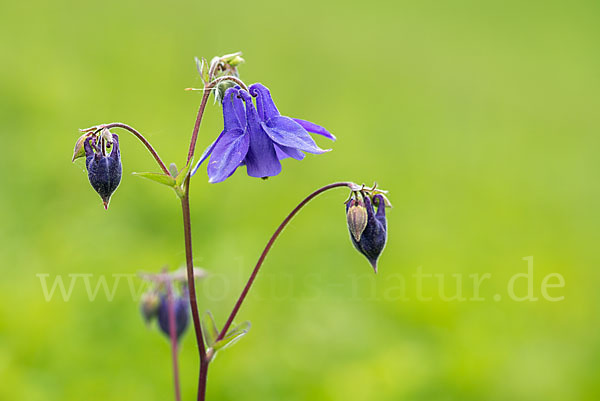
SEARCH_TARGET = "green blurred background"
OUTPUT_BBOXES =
[1,0,598,400]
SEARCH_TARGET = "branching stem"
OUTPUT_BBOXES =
[181,177,209,401]
[217,182,353,340]
[180,74,247,400]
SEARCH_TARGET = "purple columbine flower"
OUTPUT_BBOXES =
[347,194,387,273]
[157,293,190,341]
[84,134,122,209]
[191,83,336,183]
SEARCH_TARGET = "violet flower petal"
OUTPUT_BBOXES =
[239,90,281,178]
[274,143,306,161]
[223,87,245,131]
[261,116,330,154]
[191,132,222,176]
[293,118,336,141]
[192,88,247,177]
[207,128,249,183]
[249,83,280,120]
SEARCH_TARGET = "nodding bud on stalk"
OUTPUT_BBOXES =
[346,192,389,273]
[83,131,122,209]
[139,268,205,342]
[158,293,190,341]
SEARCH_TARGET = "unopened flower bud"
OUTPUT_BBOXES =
[346,193,388,273]
[84,133,122,209]
[220,52,244,67]
[157,293,190,341]
[227,55,245,67]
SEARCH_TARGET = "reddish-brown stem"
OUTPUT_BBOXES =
[217,182,353,341]
[166,280,182,401]
[101,122,170,175]
[182,72,248,400]
[186,90,211,165]
[180,177,209,401]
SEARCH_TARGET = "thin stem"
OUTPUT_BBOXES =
[166,280,182,401]
[198,357,209,401]
[100,122,171,175]
[186,75,248,164]
[181,72,248,400]
[186,89,211,165]
[217,182,353,340]
[181,177,209,401]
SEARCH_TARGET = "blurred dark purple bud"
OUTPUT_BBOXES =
[84,132,122,209]
[346,194,388,273]
[158,293,190,341]
[140,291,160,324]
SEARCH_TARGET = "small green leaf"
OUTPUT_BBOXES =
[213,321,251,351]
[201,311,219,348]
[132,172,176,187]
